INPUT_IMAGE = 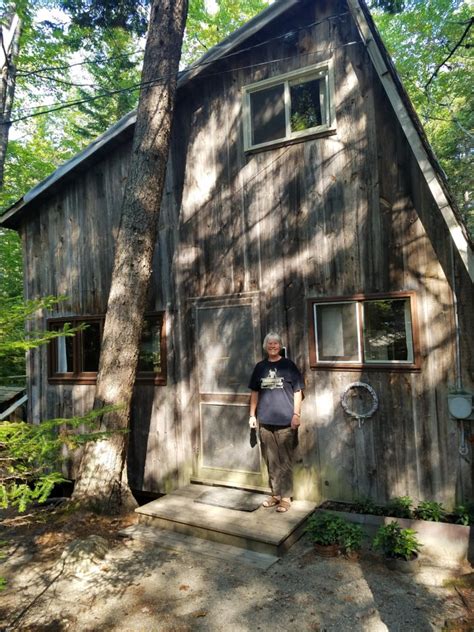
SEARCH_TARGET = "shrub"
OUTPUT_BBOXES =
[387,496,413,518]
[373,521,421,560]
[415,500,446,522]
[305,512,347,546]
[340,521,364,554]
[453,502,474,526]
[354,496,385,516]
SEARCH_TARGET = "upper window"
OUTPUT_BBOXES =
[308,293,420,370]
[48,312,166,384]
[243,62,335,151]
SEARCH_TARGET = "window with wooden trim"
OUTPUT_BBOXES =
[308,293,420,370]
[48,313,166,384]
[243,62,335,151]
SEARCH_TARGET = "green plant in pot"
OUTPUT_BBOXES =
[305,512,346,556]
[373,521,421,572]
[340,521,364,559]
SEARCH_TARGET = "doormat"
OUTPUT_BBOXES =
[194,488,264,512]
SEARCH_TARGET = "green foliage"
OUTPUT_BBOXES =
[373,521,422,560]
[0,295,83,383]
[387,495,413,518]
[372,0,474,235]
[340,521,364,554]
[0,407,117,512]
[0,229,22,301]
[306,511,349,547]
[453,502,474,526]
[354,495,385,515]
[59,0,150,35]
[415,500,446,522]
[183,0,269,64]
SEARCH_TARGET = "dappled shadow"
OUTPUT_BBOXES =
[18,0,472,547]
[2,526,468,631]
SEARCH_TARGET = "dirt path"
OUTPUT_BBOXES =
[0,507,472,631]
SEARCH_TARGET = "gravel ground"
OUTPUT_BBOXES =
[0,508,472,632]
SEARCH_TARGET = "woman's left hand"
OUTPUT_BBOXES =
[291,415,301,429]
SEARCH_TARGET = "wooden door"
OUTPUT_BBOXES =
[192,294,268,489]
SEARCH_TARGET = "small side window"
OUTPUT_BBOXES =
[48,312,167,384]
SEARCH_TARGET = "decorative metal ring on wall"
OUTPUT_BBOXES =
[341,381,379,427]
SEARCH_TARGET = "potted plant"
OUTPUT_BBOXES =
[373,521,422,572]
[305,512,354,558]
[340,521,364,560]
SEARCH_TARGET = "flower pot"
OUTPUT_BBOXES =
[314,542,340,557]
[385,555,419,573]
[344,549,361,562]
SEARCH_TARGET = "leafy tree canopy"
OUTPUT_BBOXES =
[371,0,473,232]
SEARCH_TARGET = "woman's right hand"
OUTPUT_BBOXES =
[248,415,257,429]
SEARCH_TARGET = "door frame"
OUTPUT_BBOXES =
[188,292,269,490]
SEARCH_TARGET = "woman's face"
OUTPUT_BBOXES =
[266,338,281,356]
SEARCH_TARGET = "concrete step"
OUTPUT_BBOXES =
[135,484,316,557]
[120,524,280,570]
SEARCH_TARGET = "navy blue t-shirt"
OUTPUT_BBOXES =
[248,357,304,426]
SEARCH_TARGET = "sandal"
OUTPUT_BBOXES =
[276,499,291,513]
[262,496,280,508]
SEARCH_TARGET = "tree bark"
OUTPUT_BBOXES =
[0,11,21,189]
[72,0,188,513]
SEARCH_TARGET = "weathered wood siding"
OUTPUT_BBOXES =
[19,0,472,505]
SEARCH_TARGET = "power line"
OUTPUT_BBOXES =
[6,41,362,125]
[8,12,352,121]
[16,11,349,82]
[16,49,145,78]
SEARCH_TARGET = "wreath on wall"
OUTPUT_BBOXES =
[341,381,379,427]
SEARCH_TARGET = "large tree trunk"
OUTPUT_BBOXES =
[0,11,21,189]
[72,0,188,513]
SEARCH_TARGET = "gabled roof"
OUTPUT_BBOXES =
[0,0,299,228]
[1,0,472,280]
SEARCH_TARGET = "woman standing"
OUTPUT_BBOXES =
[248,332,304,513]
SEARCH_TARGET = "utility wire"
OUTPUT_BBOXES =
[6,41,361,125]
[8,11,351,121]
[16,49,145,78]
[15,11,349,81]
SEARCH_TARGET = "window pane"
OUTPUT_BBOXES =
[55,328,74,373]
[82,322,101,372]
[290,77,325,132]
[315,303,359,362]
[250,83,286,145]
[363,298,413,362]
[138,318,162,373]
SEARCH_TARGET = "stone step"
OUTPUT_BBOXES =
[120,524,279,570]
[135,484,316,557]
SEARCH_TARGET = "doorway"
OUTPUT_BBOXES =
[192,294,268,489]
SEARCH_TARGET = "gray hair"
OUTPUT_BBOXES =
[262,331,283,353]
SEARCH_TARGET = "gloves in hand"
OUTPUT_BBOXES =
[248,415,257,429]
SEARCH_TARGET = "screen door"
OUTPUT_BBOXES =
[193,295,267,488]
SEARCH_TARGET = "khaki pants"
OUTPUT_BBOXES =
[259,424,297,498]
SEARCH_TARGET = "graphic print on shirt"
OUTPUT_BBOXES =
[260,368,284,389]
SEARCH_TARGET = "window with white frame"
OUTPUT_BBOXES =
[309,293,419,369]
[243,62,335,151]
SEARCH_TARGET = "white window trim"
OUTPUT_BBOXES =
[243,61,336,152]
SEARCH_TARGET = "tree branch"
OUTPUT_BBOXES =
[425,17,473,91]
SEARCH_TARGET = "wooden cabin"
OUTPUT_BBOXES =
[1,0,473,508]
